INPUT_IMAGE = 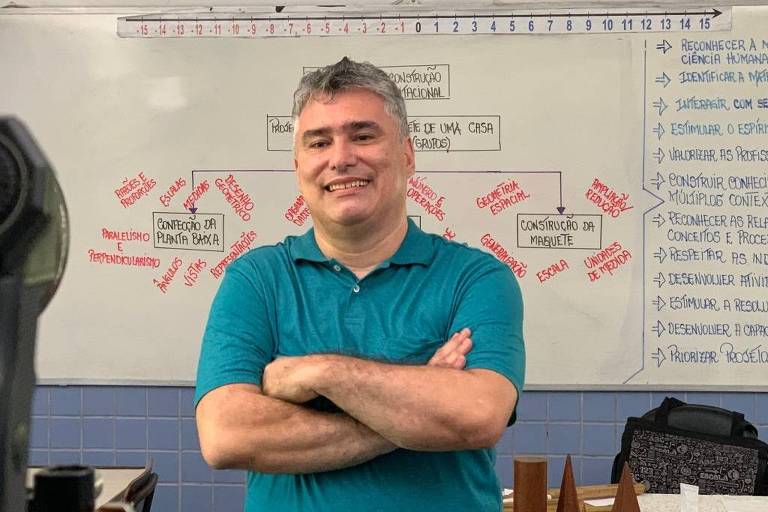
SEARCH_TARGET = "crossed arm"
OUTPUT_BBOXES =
[196,329,518,473]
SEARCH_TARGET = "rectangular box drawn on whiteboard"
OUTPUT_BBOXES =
[517,214,603,250]
[153,212,225,252]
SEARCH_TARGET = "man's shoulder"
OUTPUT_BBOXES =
[228,234,302,274]
[429,233,505,270]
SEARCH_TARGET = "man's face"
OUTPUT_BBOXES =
[294,88,415,231]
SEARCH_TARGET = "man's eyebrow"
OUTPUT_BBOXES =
[300,121,383,145]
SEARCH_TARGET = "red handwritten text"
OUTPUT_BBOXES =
[585,241,632,281]
[480,233,527,278]
[215,174,254,221]
[284,195,311,226]
[183,258,207,287]
[210,231,258,279]
[536,260,569,283]
[586,178,633,218]
[183,180,210,211]
[160,177,187,207]
[476,179,531,215]
[114,171,157,209]
[153,257,183,294]
[407,175,446,221]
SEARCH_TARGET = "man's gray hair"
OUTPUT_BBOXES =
[292,57,409,139]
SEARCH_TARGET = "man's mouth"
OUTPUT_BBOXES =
[326,180,370,192]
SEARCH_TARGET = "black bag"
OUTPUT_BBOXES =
[612,397,768,495]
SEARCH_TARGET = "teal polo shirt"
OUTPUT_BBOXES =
[195,219,525,512]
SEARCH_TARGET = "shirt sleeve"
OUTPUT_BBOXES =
[194,256,276,406]
[448,255,525,397]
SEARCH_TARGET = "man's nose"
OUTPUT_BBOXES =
[329,139,357,172]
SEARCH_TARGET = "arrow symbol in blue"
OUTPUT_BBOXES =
[653,272,666,288]
[655,72,671,87]
[652,213,666,227]
[652,97,668,115]
[651,347,667,367]
[656,40,672,54]
[650,172,665,190]
[652,295,666,311]
[653,122,665,140]
[654,247,668,264]
[653,147,665,164]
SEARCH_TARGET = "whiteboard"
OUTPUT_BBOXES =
[2,6,768,388]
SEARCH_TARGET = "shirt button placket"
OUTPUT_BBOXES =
[352,284,360,294]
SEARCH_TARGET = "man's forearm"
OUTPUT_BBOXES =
[197,384,395,474]
[307,356,516,451]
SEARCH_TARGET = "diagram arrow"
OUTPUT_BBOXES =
[652,97,668,116]
[653,247,667,264]
[652,320,666,338]
[655,39,672,54]
[652,212,666,227]
[651,347,666,366]
[650,171,665,190]
[653,122,665,140]
[189,173,198,214]
[653,147,665,164]
[653,272,666,288]
[655,72,671,88]
[652,295,666,311]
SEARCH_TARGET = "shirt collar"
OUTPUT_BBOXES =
[291,219,434,267]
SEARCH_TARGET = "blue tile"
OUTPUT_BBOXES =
[83,387,115,416]
[50,418,81,449]
[150,451,179,483]
[83,418,114,449]
[181,388,196,417]
[32,388,49,416]
[182,484,212,512]
[213,485,245,512]
[83,450,115,466]
[149,388,180,417]
[182,418,200,450]
[115,418,147,450]
[514,422,547,455]
[722,392,755,421]
[50,388,81,416]
[153,485,179,512]
[548,392,581,421]
[583,392,616,422]
[759,426,768,440]
[182,451,213,483]
[29,450,49,466]
[49,451,81,465]
[756,394,768,424]
[116,388,147,416]
[547,424,580,455]
[214,469,246,484]
[149,419,179,450]
[116,451,148,467]
[516,392,547,421]
[495,428,514,455]
[686,392,722,408]
[582,424,616,456]
[495,455,515,489]
[616,392,652,421]
[581,457,614,485]
[30,417,48,449]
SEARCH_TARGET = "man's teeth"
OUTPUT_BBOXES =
[328,180,369,192]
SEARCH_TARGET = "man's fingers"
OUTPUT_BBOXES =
[428,330,473,369]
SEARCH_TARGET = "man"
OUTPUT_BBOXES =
[195,57,525,511]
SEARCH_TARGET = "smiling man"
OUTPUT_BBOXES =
[195,57,525,512]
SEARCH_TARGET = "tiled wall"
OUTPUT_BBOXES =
[29,387,768,512]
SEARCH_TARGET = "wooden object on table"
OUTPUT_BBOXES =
[556,455,582,512]
[504,482,647,511]
[514,457,547,512]
[610,463,640,512]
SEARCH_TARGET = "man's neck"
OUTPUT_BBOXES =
[314,218,409,279]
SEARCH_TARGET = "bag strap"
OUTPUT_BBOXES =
[653,396,686,426]
[655,396,750,438]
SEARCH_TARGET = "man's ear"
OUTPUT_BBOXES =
[403,137,416,176]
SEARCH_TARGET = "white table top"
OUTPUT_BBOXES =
[27,466,146,508]
[636,494,768,512]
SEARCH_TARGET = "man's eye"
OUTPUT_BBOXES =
[308,140,329,148]
[355,133,375,142]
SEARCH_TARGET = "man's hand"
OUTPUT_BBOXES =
[428,328,473,369]
[262,355,322,403]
